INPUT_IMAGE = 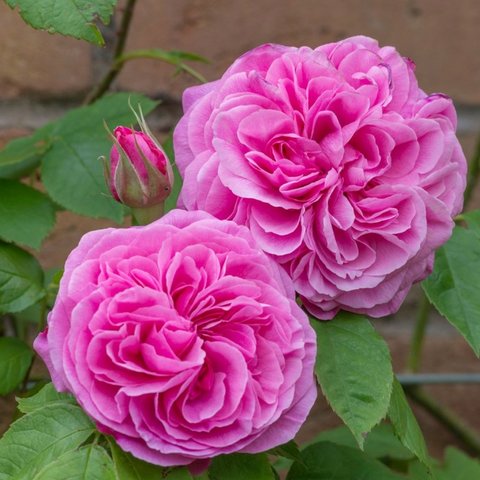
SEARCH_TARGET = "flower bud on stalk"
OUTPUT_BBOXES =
[102,111,173,225]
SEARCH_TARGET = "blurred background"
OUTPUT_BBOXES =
[2,0,480,150]
[1,0,480,459]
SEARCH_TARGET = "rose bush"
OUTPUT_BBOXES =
[1,2,478,476]
[174,35,466,319]
[34,210,317,467]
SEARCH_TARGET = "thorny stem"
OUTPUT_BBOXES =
[84,0,138,105]
[406,386,480,456]
[112,1,135,61]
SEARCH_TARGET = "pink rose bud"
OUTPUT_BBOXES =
[103,122,173,211]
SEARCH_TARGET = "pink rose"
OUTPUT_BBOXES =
[173,36,466,319]
[34,210,317,467]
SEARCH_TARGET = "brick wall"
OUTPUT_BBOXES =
[2,1,480,101]
[1,0,480,151]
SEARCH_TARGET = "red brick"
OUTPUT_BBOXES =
[0,2,91,98]
[117,0,480,104]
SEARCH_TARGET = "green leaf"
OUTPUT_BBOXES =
[109,437,166,479]
[0,402,95,479]
[5,0,116,45]
[13,300,43,333]
[41,93,157,222]
[14,269,62,334]
[209,453,274,480]
[0,125,53,179]
[388,379,430,467]
[193,473,208,480]
[163,136,182,214]
[286,441,404,480]
[0,337,33,395]
[311,423,413,461]
[31,445,115,480]
[461,209,480,237]
[408,460,433,480]
[0,179,56,249]
[268,440,303,463]
[312,312,393,447]
[435,447,480,480]
[167,50,209,63]
[422,226,480,356]
[0,242,44,313]
[17,383,76,414]
[165,468,192,479]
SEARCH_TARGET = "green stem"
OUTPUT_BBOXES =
[38,296,48,332]
[131,203,165,226]
[406,292,431,372]
[84,0,138,105]
[21,296,48,393]
[115,50,207,83]
[406,387,480,455]
[21,358,35,393]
